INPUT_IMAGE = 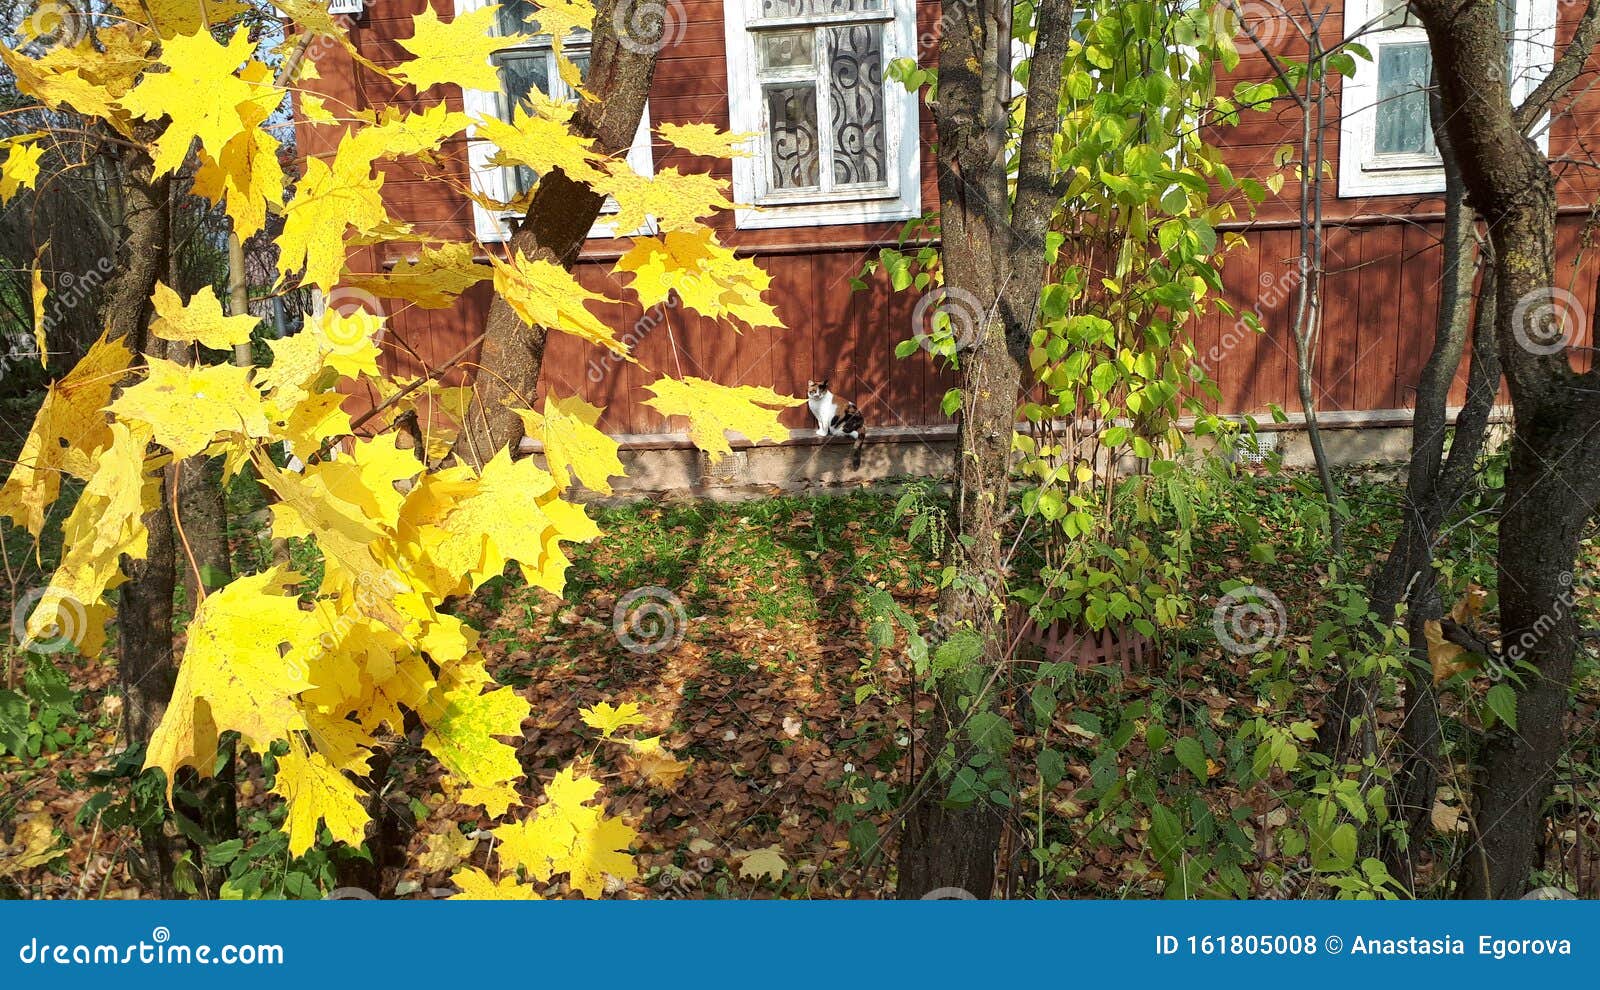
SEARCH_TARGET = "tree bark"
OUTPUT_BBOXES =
[896,0,1069,899]
[452,0,659,468]
[1413,0,1600,898]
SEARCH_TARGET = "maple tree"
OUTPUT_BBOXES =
[0,0,794,897]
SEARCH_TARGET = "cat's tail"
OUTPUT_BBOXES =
[851,431,865,470]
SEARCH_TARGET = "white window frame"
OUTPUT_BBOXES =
[723,0,921,229]
[1338,0,1555,198]
[457,0,655,242]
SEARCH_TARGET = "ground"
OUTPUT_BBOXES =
[2,467,1599,899]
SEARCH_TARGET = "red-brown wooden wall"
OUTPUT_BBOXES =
[297,1,1600,437]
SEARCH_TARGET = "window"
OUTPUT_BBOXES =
[459,0,654,242]
[1338,0,1555,197]
[724,0,921,229]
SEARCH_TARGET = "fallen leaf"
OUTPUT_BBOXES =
[735,845,787,883]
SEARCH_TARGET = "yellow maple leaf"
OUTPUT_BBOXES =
[342,242,490,310]
[276,391,353,460]
[475,105,606,186]
[0,815,64,875]
[0,333,132,535]
[0,139,43,202]
[25,421,155,649]
[420,449,601,594]
[271,747,370,855]
[627,745,692,791]
[455,781,523,820]
[450,867,540,900]
[418,828,479,875]
[117,27,264,177]
[30,257,46,368]
[491,251,633,360]
[131,0,251,38]
[190,82,284,242]
[419,658,531,796]
[657,121,757,159]
[146,568,317,797]
[594,165,736,233]
[514,395,624,494]
[642,376,803,463]
[150,283,259,349]
[494,766,637,898]
[271,0,393,81]
[277,152,396,293]
[5,24,157,124]
[615,229,782,331]
[735,845,788,883]
[394,6,527,93]
[257,459,409,633]
[110,358,270,460]
[340,102,471,168]
[518,0,595,48]
[578,702,646,738]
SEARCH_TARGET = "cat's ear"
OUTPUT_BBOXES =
[818,378,829,390]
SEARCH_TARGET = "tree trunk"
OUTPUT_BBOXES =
[453,0,659,468]
[895,0,1068,898]
[101,151,181,894]
[1413,0,1600,897]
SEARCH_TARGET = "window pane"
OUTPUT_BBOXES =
[766,84,821,190]
[568,50,591,83]
[760,0,882,17]
[498,0,536,34]
[758,29,816,71]
[828,24,886,185]
[1375,42,1435,157]
[497,52,551,109]
[496,52,551,196]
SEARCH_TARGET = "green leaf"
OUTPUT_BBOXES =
[0,688,29,754]
[1174,736,1209,781]
[1037,748,1066,790]
[1486,683,1518,729]
[966,710,1015,757]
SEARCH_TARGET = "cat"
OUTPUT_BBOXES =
[806,379,866,468]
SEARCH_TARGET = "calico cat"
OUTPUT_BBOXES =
[806,379,866,468]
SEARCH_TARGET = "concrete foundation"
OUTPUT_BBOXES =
[583,407,1513,499]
